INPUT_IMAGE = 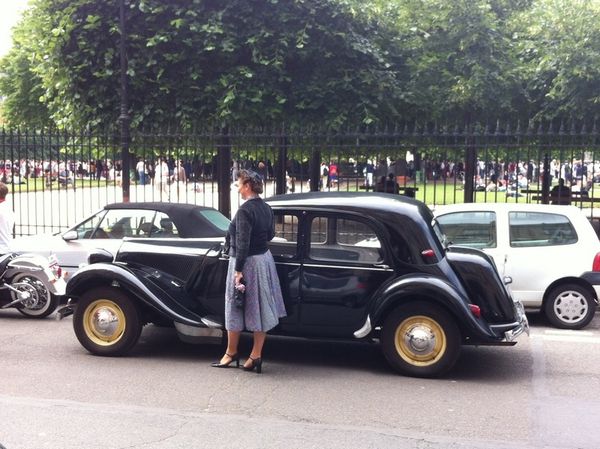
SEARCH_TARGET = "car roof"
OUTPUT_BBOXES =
[104,202,215,213]
[103,202,227,238]
[267,191,427,214]
[433,202,584,216]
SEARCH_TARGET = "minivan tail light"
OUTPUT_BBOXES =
[593,253,600,272]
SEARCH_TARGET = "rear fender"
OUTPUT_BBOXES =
[370,274,492,338]
[6,254,65,295]
[67,263,205,327]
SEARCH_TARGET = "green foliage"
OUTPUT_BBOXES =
[0,0,599,130]
[514,0,600,120]
[1,0,406,130]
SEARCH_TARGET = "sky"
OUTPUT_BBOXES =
[0,0,31,57]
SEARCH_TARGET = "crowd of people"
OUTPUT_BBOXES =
[2,154,599,201]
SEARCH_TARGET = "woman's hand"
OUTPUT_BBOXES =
[234,271,243,285]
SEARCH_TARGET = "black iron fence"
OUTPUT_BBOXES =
[3,122,600,236]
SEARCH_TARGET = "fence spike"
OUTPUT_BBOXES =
[570,118,577,135]
[403,122,409,136]
[413,121,420,136]
[527,119,535,135]
[537,121,545,136]
[453,123,460,136]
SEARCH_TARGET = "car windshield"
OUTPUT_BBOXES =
[198,209,230,232]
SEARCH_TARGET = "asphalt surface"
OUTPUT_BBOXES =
[0,310,599,449]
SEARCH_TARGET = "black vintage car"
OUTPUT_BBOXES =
[63,192,528,377]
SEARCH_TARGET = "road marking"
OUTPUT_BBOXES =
[543,329,594,336]
[530,333,600,344]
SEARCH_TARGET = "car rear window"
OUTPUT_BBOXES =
[198,209,230,232]
[509,212,578,247]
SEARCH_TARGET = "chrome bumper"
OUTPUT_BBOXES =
[504,299,529,342]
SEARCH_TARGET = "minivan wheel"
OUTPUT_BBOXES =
[544,284,596,330]
[381,303,461,378]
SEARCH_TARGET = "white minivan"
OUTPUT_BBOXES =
[434,203,600,329]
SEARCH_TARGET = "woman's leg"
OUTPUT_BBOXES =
[219,330,241,364]
[244,331,266,367]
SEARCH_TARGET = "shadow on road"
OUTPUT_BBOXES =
[129,323,532,382]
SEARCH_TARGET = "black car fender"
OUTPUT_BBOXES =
[369,274,494,338]
[66,262,205,327]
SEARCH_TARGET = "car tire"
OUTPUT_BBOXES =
[12,273,59,318]
[544,284,596,330]
[73,287,142,356]
[381,302,461,378]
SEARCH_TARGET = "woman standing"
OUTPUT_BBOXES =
[212,169,286,373]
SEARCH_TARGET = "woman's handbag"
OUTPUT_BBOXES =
[234,280,246,309]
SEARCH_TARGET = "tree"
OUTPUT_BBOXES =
[514,0,600,120]
[1,0,406,129]
[0,7,53,128]
[389,0,527,123]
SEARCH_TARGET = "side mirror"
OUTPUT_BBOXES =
[88,248,114,265]
[62,230,78,241]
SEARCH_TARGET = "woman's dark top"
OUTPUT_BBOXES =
[226,197,275,272]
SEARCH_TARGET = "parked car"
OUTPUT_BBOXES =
[12,202,230,277]
[434,203,600,329]
[60,192,528,378]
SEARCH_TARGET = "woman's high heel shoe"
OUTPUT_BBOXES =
[211,353,239,368]
[242,356,262,374]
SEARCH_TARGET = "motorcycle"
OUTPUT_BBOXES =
[0,253,66,318]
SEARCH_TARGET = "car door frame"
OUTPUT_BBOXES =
[297,208,396,337]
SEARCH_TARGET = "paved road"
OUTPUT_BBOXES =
[0,310,599,449]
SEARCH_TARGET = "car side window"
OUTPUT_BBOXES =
[74,211,105,239]
[509,212,578,247]
[269,213,299,258]
[436,211,497,249]
[97,210,156,239]
[309,216,383,263]
[151,212,179,237]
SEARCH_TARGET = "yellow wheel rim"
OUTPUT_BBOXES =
[82,299,126,346]
[394,315,446,367]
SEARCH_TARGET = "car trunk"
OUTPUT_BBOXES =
[445,246,517,323]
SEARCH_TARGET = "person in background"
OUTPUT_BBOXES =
[0,182,14,253]
[155,156,171,200]
[550,178,572,205]
[212,169,286,374]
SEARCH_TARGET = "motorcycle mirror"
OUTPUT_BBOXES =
[62,230,78,241]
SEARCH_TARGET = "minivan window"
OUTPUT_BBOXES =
[509,212,577,247]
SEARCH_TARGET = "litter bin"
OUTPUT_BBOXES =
[415,170,423,183]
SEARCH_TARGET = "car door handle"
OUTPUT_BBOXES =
[372,263,390,269]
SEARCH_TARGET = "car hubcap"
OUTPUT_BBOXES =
[394,316,446,366]
[553,290,588,324]
[83,300,126,346]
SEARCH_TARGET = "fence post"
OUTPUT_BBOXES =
[464,132,476,203]
[275,126,287,195]
[309,148,321,192]
[217,126,231,218]
[541,152,550,203]
[119,0,131,203]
